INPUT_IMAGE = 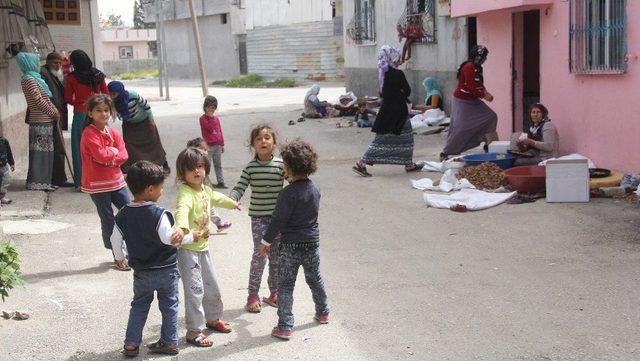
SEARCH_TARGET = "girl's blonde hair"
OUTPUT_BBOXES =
[175,147,211,185]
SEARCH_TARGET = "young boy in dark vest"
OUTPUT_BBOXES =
[111,160,203,357]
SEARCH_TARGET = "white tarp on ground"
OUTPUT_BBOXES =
[418,159,465,173]
[411,170,475,193]
[423,189,516,210]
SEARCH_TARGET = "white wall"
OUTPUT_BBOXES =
[245,0,333,29]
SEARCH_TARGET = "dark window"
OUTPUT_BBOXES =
[221,13,228,24]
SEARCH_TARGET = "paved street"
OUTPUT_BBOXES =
[1,81,639,361]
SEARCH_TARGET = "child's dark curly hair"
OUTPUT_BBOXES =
[280,139,318,177]
[187,137,205,148]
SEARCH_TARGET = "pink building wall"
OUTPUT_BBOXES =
[454,1,640,173]
[100,29,156,61]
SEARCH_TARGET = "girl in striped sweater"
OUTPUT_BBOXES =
[231,125,285,313]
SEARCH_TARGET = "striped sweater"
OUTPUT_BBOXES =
[21,78,58,124]
[230,157,285,217]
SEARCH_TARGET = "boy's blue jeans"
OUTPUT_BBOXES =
[277,242,329,330]
[125,265,180,347]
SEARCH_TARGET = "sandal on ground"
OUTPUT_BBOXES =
[439,152,448,162]
[207,320,232,333]
[245,294,262,313]
[352,165,372,177]
[147,340,178,355]
[405,163,424,173]
[122,345,139,357]
[186,334,213,348]
[262,292,278,307]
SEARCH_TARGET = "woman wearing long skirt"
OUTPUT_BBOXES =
[440,45,498,161]
[64,50,108,188]
[107,81,169,174]
[17,52,59,191]
[352,45,423,177]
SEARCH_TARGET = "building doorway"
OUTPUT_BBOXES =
[512,10,540,132]
[238,35,248,75]
[467,17,477,56]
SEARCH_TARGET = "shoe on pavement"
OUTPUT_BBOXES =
[314,313,330,324]
[271,327,292,340]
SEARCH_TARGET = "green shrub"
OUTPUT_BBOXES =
[112,68,159,80]
[215,73,296,88]
[0,242,24,301]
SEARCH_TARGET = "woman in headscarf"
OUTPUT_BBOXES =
[440,45,498,161]
[352,45,423,177]
[414,76,443,111]
[107,81,169,174]
[17,52,59,191]
[303,84,331,118]
[509,103,559,166]
[64,49,108,188]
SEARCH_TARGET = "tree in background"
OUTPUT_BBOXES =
[134,0,155,29]
[107,13,125,28]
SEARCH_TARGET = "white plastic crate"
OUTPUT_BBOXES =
[545,159,590,203]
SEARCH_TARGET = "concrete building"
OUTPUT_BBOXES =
[343,0,470,110]
[244,0,344,80]
[100,28,156,61]
[451,0,638,172]
[144,0,245,81]
[1,0,97,164]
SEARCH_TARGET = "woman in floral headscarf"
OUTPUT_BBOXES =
[440,45,498,161]
[352,45,423,177]
[17,52,59,191]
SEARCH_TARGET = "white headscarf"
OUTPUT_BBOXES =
[306,84,321,103]
[377,45,401,91]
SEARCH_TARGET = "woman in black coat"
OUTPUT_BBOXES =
[352,45,423,177]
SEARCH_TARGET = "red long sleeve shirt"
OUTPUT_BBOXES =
[453,62,486,100]
[199,114,224,146]
[64,74,108,113]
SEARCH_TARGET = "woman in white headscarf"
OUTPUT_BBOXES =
[352,45,423,177]
[303,84,331,118]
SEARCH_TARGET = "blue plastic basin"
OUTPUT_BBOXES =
[462,152,515,170]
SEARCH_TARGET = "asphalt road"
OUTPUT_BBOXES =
[1,83,639,361]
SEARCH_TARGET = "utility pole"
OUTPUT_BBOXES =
[155,0,163,98]
[159,0,170,100]
[188,0,208,96]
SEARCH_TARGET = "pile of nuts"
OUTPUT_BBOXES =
[456,162,507,190]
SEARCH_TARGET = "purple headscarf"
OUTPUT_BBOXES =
[377,45,402,91]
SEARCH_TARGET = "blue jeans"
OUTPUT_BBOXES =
[89,187,131,250]
[71,112,86,187]
[125,265,180,347]
[277,242,329,330]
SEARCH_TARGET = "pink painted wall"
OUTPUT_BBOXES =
[452,0,553,17]
[475,12,513,138]
[469,1,640,172]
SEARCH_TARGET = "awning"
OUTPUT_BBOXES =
[451,0,554,17]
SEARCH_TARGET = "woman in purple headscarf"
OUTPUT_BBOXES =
[352,45,423,177]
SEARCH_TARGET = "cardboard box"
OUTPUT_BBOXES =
[488,141,510,154]
[545,159,590,203]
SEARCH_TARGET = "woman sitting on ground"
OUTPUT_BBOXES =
[413,76,443,111]
[509,103,559,166]
[303,84,331,118]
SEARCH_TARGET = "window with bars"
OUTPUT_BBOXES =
[39,0,80,25]
[346,0,376,45]
[119,46,133,59]
[569,0,627,74]
[397,0,436,44]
